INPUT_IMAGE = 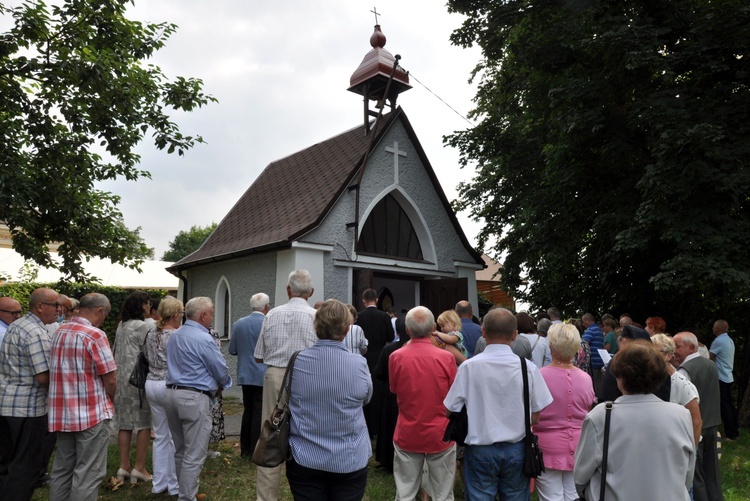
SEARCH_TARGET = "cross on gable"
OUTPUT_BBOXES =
[385,141,407,185]
[370,6,380,25]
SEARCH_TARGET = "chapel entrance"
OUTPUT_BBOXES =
[353,269,467,317]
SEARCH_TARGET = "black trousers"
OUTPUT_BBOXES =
[719,381,739,439]
[693,425,722,501]
[0,415,47,501]
[286,457,367,501]
[241,385,263,457]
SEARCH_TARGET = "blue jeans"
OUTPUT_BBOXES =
[463,441,529,501]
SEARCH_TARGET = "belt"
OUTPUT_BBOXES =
[167,385,213,398]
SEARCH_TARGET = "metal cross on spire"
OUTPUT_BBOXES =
[371,6,380,24]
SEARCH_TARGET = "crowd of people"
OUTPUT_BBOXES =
[0,272,741,501]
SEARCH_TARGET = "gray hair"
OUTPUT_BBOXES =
[675,332,699,349]
[547,307,561,320]
[250,293,270,311]
[537,318,552,335]
[185,297,213,320]
[405,306,435,339]
[455,300,473,317]
[79,293,111,312]
[287,269,313,297]
[548,323,581,361]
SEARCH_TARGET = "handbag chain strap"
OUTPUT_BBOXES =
[600,401,613,501]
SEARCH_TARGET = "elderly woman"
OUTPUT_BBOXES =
[518,312,550,368]
[597,324,671,402]
[534,323,596,501]
[574,341,696,500]
[645,316,667,336]
[114,290,153,483]
[143,296,183,496]
[287,299,373,500]
[651,334,703,445]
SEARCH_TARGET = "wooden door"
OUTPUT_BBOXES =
[420,277,468,318]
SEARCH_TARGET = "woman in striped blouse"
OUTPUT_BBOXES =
[286,299,373,500]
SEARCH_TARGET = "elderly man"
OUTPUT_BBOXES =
[674,332,722,501]
[0,288,59,500]
[456,300,482,357]
[229,292,270,457]
[444,307,553,500]
[0,296,22,343]
[253,270,317,501]
[709,319,738,441]
[165,297,231,501]
[47,293,116,501]
[389,306,457,500]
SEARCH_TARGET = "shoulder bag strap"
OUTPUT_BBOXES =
[530,334,541,352]
[600,401,613,501]
[519,355,531,439]
[277,350,301,407]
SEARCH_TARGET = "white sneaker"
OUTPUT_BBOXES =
[207,450,221,458]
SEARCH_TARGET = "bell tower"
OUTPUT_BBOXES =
[348,23,411,133]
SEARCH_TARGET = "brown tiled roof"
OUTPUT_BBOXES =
[169,107,483,271]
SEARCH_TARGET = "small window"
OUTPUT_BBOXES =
[358,194,423,260]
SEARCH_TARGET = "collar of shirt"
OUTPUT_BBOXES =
[313,339,347,350]
[19,312,46,331]
[68,316,93,327]
[184,318,209,333]
[482,342,514,354]
[0,319,8,329]
[681,352,702,366]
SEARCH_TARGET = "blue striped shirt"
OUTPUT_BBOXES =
[289,340,372,473]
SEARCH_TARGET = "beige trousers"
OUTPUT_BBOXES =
[255,366,286,501]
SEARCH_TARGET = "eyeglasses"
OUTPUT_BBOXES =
[40,302,61,309]
[0,309,22,316]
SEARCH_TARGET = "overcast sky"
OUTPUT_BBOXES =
[102,1,483,259]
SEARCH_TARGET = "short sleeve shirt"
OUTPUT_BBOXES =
[0,313,51,417]
[48,317,117,431]
[709,333,734,383]
[670,371,699,407]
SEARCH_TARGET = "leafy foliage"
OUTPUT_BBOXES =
[0,1,215,280]
[447,0,750,327]
[162,222,217,262]
[0,282,169,345]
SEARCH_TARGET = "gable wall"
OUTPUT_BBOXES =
[184,251,277,327]
[300,120,479,306]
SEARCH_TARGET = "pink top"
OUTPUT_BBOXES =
[534,366,595,470]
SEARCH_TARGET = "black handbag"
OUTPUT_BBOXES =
[128,330,150,408]
[252,350,301,468]
[128,329,150,389]
[520,356,545,478]
[443,406,468,446]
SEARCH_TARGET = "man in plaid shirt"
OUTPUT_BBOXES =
[47,293,116,501]
[0,287,59,501]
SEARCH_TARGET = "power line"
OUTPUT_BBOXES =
[408,71,475,128]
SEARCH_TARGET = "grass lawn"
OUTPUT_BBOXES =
[31,428,750,500]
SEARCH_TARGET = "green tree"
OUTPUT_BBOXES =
[447,0,750,327]
[162,222,217,262]
[0,0,215,280]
